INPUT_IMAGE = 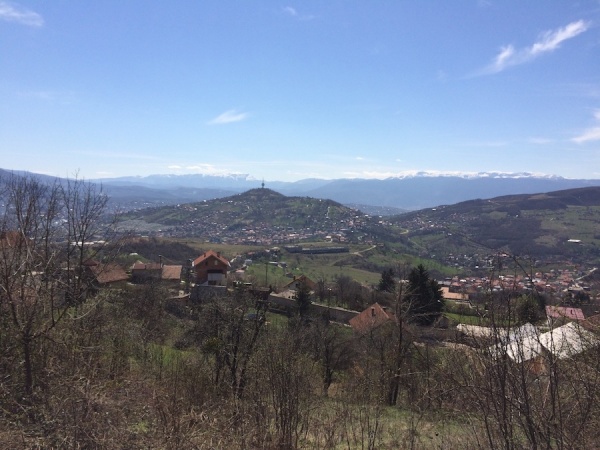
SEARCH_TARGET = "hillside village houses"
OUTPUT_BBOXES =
[131,260,183,285]
[438,267,596,305]
[47,239,600,372]
[127,249,236,289]
[349,302,395,334]
[192,250,230,286]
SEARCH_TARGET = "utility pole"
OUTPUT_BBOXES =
[265,261,268,287]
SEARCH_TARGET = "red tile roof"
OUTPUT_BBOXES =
[283,274,317,291]
[89,263,129,284]
[349,303,395,334]
[162,265,182,281]
[193,250,230,267]
[546,305,585,321]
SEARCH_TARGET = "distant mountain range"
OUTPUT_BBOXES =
[91,172,600,211]
[3,169,600,212]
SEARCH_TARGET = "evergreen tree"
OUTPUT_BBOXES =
[378,268,396,293]
[515,295,540,324]
[405,264,443,325]
[294,279,312,320]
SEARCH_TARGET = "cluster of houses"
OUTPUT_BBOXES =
[84,245,600,370]
[440,268,596,304]
[127,199,375,246]
[88,250,231,291]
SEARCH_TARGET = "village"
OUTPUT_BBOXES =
[88,242,600,341]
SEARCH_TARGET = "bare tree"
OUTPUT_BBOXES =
[307,315,355,395]
[450,257,600,449]
[0,173,117,412]
[258,327,318,449]
[194,289,269,399]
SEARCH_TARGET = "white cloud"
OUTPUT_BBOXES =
[282,5,314,21]
[207,109,249,125]
[572,110,600,143]
[283,6,297,17]
[0,1,43,27]
[478,20,589,75]
[530,21,588,55]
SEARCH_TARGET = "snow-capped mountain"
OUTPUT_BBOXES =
[92,172,600,211]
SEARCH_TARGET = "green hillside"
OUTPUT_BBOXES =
[119,186,600,275]
[391,186,600,265]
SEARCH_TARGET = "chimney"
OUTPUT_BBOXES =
[217,252,221,257]
[371,307,375,317]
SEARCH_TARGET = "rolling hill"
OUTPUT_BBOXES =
[119,185,600,270]
[117,188,406,246]
[390,186,600,266]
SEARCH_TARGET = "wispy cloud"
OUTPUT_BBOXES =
[477,20,589,75]
[282,5,314,21]
[572,110,600,143]
[283,6,297,17]
[0,1,43,27]
[207,109,249,125]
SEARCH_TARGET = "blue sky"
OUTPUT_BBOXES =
[1,1,599,181]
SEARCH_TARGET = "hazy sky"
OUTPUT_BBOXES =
[1,1,600,181]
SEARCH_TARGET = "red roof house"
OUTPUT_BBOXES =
[283,274,317,292]
[546,305,585,326]
[192,250,230,286]
[349,303,396,334]
[162,265,183,283]
[131,261,163,283]
[88,262,129,286]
